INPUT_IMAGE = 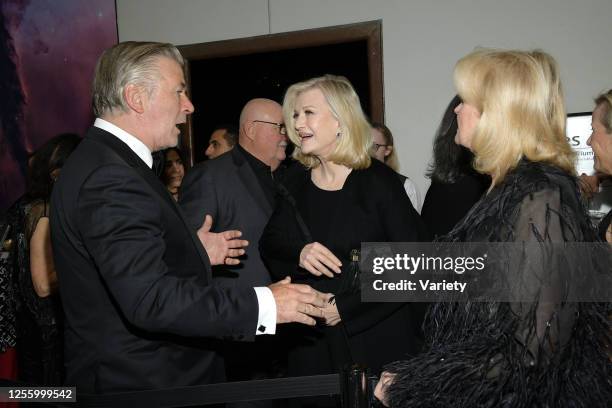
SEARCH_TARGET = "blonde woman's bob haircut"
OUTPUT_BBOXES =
[454,48,575,186]
[282,75,372,169]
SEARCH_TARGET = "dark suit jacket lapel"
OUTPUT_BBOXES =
[232,148,273,217]
[87,127,212,273]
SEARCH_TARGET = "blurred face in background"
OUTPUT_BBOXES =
[205,129,233,159]
[164,149,184,197]
[370,127,392,163]
[588,103,612,175]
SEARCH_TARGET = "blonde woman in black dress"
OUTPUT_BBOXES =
[261,75,427,406]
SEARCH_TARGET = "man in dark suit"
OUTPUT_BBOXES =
[181,98,287,287]
[205,124,238,159]
[50,41,328,394]
[180,99,288,387]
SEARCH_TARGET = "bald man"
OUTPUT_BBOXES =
[179,99,289,391]
[181,98,287,286]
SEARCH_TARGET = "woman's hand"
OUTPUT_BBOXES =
[299,242,342,278]
[321,298,341,326]
[374,371,396,407]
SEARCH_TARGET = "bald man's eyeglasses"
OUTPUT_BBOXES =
[253,120,287,136]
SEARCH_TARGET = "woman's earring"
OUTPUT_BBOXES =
[336,132,342,138]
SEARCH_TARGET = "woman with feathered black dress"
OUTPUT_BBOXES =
[375,49,611,408]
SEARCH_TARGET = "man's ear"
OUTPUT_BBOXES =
[124,84,146,114]
[242,121,255,141]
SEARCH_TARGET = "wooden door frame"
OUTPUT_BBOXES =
[178,20,383,166]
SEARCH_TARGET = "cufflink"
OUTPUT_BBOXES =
[257,325,266,333]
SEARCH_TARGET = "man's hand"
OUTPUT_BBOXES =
[270,277,332,325]
[299,242,342,278]
[197,215,248,265]
[374,371,396,407]
[579,173,599,199]
[321,298,341,326]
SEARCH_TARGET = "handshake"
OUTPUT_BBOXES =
[197,215,340,327]
[269,276,336,326]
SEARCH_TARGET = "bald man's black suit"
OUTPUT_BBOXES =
[179,146,282,392]
[180,146,275,288]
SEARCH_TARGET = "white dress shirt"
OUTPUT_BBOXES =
[94,118,153,168]
[403,178,422,214]
[93,118,277,335]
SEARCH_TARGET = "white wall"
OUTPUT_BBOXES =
[117,0,612,197]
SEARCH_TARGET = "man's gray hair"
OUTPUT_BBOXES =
[92,41,184,117]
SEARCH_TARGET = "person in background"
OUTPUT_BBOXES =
[261,75,426,407]
[375,49,611,407]
[161,146,186,201]
[370,122,421,211]
[205,124,238,159]
[180,98,290,395]
[0,151,39,386]
[14,133,81,385]
[0,217,18,388]
[587,89,612,242]
[420,95,489,238]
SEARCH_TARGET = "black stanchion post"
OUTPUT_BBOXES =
[340,365,371,408]
[367,374,380,407]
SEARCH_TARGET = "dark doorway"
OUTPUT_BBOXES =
[178,20,383,165]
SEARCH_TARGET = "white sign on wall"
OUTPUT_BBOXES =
[566,113,594,175]
[566,113,612,217]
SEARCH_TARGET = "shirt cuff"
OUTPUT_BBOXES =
[254,286,277,335]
